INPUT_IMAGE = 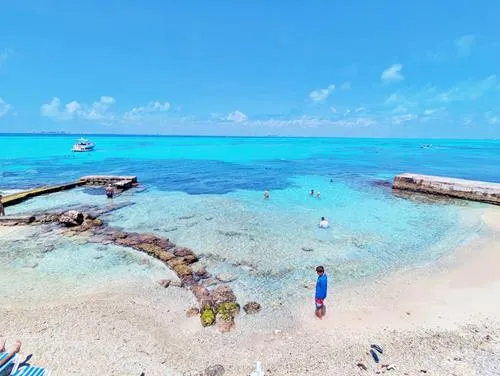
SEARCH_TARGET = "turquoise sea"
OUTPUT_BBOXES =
[1,135,499,304]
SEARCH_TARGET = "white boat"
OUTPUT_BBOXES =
[72,138,95,152]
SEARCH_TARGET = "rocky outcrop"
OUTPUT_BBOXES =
[58,210,84,226]
[393,173,500,205]
[0,206,257,330]
[211,285,237,306]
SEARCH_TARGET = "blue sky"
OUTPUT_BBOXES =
[1,1,499,137]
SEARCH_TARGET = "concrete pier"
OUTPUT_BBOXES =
[2,175,138,207]
[2,181,85,207]
[393,173,500,205]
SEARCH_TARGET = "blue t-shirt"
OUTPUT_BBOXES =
[315,274,328,299]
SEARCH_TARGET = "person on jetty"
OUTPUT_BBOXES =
[105,184,114,199]
[315,266,328,319]
[0,339,21,367]
[0,194,4,216]
[264,190,270,199]
[319,216,329,228]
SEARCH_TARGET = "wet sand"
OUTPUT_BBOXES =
[1,207,499,375]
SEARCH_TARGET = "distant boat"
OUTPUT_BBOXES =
[72,138,95,152]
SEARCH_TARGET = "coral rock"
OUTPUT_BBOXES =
[58,211,84,227]
[243,301,261,314]
[212,285,236,307]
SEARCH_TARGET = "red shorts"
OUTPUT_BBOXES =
[315,298,324,309]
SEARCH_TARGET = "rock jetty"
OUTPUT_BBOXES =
[0,207,253,331]
[393,173,500,205]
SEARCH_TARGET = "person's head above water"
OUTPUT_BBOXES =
[316,265,324,275]
[321,216,325,221]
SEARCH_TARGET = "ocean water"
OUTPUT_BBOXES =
[1,135,498,304]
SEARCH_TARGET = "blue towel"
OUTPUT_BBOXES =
[0,352,16,376]
[12,366,47,376]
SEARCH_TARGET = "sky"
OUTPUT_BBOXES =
[1,1,499,137]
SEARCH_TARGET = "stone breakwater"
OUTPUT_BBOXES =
[393,173,500,205]
[0,207,261,331]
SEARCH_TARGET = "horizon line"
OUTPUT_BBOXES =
[0,132,498,141]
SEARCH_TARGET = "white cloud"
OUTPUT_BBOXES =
[309,84,335,103]
[392,105,408,114]
[41,96,116,123]
[340,82,352,90]
[455,34,476,57]
[463,118,473,126]
[343,109,351,116]
[0,49,11,65]
[330,106,337,113]
[41,97,71,120]
[244,116,376,128]
[385,92,402,104]
[436,75,497,103]
[391,113,418,124]
[65,100,81,114]
[0,97,12,118]
[485,112,499,125]
[423,107,446,116]
[124,101,171,121]
[381,64,404,83]
[355,107,366,113]
[226,110,248,123]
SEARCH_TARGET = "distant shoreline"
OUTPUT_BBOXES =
[0,132,497,140]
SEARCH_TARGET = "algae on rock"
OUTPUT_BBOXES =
[216,302,240,321]
[200,305,216,327]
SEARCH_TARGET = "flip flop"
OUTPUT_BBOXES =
[370,349,379,363]
[371,344,383,354]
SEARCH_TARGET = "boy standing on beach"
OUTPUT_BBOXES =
[315,265,328,319]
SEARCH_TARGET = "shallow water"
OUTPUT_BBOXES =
[0,135,495,304]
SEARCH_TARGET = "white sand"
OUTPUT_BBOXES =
[1,207,500,375]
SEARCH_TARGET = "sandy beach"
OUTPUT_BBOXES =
[1,206,500,375]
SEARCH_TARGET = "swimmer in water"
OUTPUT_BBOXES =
[319,216,329,228]
[264,190,270,199]
[316,192,321,199]
[310,189,314,196]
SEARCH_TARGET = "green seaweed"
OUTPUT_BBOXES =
[216,302,240,321]
[200,304,216,327]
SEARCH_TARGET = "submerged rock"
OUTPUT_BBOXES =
[191,285,212,306]
[173,264,194,283]
[204,365,225,376]
[173,247,195,257]
[194,266,210,279]
[243,301,261,314]
[211,285,236,306]
[216,302,239,332]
